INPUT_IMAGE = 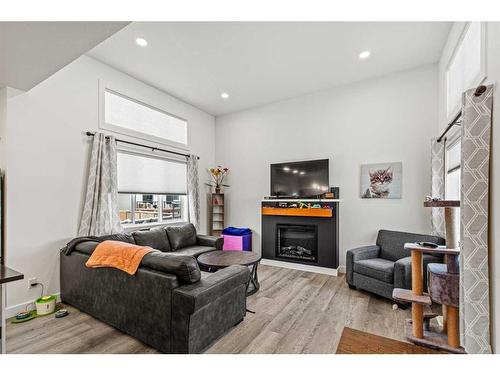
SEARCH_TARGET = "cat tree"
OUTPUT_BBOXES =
[393,200,464,353]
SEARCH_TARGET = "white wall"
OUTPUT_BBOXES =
[4,56,215,312]
[215,65,438,268]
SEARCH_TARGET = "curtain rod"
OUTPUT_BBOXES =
[85,131,199,160]
[437,85,487,143]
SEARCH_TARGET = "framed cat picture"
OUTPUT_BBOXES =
[360,162,402,199]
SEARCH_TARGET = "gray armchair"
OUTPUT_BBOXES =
[346,230,445,301]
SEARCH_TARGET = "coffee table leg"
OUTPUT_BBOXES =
[246,262,260,296]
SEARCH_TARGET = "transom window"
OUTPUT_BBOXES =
[101,87,188,148]
[446,22,485,119]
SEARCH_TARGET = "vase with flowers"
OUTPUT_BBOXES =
[206,166,230,193]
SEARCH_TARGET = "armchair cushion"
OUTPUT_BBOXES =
[353,258,395,283]
[376,230,445,261]
[132,227,172,252]
[394,254,442,291]
[345,245,380,285]
[166,224,197,250]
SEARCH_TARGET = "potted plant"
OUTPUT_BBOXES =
[206,166,230,193]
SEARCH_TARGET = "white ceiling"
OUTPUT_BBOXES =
[88,22,451,116]
[0,22,129,90]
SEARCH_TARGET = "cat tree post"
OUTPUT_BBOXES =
[426,200,460,333]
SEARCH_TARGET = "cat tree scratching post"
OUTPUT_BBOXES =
[393,200,464,353]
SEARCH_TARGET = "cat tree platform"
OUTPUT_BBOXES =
[393,243,465,354]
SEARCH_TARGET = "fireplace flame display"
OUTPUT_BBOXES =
[276,224,317,262]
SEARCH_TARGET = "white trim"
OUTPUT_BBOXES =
[262,198,340,202]
[98,80,189,150]
[337,265,346,274]
[5,292,61,319]
[261,258,338,276]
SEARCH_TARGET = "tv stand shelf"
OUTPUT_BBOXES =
[262,207,332,217]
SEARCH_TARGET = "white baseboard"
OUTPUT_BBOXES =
[260,259,338,276]
[5,292,61,319]
[337,265,346,274]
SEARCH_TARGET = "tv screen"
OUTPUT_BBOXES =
[271,159,329,198]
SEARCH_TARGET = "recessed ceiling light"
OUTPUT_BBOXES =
[299,171,305,175]
[359,50,371,60]
[221,92,229,99]
[293,170,299,174]
[135,37,148,47]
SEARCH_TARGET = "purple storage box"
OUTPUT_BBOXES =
[222,233,252,251]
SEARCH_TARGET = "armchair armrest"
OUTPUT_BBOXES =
[394,255,442,291]
[196,234,223,250]
[346,245,380,285]
[173,265,249,314]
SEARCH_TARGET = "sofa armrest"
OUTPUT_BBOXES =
[196,234,223,250]
[394,255,442,291]
[346,245,380,285]
[173,265,249,314]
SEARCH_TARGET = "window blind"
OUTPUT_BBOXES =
[117,152,187,194]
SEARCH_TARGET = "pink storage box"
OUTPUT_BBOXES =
[222,233,252,251]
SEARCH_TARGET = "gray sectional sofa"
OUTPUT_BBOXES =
[346,229,445,301]
[60,224,249,353]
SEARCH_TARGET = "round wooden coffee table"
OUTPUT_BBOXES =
[197,250,261,296]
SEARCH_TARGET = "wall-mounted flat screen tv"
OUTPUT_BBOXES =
[270,159,329,198]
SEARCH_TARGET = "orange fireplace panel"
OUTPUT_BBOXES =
[261,207,332,217]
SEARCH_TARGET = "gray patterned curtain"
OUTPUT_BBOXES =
[78,133,122,236]
[430,139,445,237]
[186,155,200,231]
[459,84,493,354]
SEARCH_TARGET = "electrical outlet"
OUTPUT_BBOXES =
[29,277,38,288]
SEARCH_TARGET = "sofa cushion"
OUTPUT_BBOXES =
[132,227,172,252]
[354,258,395,283]
[141,251,201,284]
[97,233,135,244]
[173,245,216,258]
[376,230,445,261]
[166,224,197,250]
[74,241,100,255]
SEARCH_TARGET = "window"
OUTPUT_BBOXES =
[446,22,485,119]
[117,151,188,226]
[445,139,461,200]
[101,87,188,148]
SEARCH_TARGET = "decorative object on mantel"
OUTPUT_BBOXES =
[360,162,402,199]
[206,165,230,194]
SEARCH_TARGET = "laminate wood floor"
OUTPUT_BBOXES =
[7,265,426,354]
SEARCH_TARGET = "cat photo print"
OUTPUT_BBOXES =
[360,162,402,199]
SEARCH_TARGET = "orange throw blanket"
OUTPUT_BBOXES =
[86,240,153,275]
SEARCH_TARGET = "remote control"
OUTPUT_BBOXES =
[418,241,439,248]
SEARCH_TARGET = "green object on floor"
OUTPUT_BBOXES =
[9,303,63,324]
